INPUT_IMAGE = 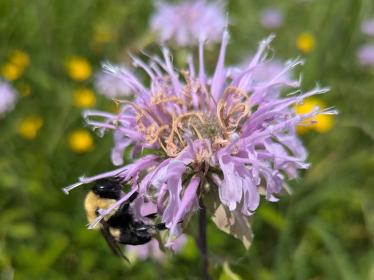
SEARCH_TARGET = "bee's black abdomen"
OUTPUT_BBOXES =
[119,229,153,245]
[107,204,133,228]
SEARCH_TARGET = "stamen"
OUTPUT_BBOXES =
[151,92,185,106]
[189,124,204,140]
[223,86,247,101]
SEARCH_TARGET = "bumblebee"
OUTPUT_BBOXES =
[84,177,166,261]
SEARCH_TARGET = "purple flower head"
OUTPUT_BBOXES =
[260,8,284,29]
[357,44,374,66]
[0,80,17,117]
[361,19,374,37]
[64,31,336,247]
[150,0,226,46]
[94,67,131,99]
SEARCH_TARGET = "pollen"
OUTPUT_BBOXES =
[296,32,315,54]
[189,113,223,142]
[18,116,43,140]
[68,129,94,153]
[65,56,92,81]
[73,88,96,108]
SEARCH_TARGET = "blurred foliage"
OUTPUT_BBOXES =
[0,0,374,279]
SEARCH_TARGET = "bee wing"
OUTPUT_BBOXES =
[100,221,130,263]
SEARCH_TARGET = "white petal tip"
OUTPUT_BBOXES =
[222,29,230,41]
[263,34,276,44]
[88,219,101,229]
[61,181,83,194]
[62,188,70,195]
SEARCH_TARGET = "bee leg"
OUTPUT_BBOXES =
[111,191,139,220]
[154,223,166,230]
[144,212,158,219]
[127,191,139,203]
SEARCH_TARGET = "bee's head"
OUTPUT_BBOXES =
[92,178,122,199]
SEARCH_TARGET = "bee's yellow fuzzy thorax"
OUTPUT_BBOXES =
[84,191,117,229]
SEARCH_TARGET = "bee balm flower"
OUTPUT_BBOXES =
[150,0,226,46]
[0,80,17,117]
[361,19,374,37]
[357,44,374,66]
[64,31,336,248]
[260,8,284,29]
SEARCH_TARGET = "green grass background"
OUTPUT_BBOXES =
[0,0,374,279]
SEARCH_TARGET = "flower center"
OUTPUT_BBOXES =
[131,74,250,158]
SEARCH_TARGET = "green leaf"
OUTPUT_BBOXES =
[180,236,199,260]
[257,204,287,230]
[210,204,253,250]
[219,262,242,280]
[205,186,253,249]
[8,223,35,239]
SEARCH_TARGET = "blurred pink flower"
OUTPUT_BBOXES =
[229,58,295,98]
[150,0,226,46]
[126,234,187,261]
[127,240,164,261]
[357,44,374,66]
[0,80,17,117]
[232,58,293,82]
[361,19,374,37]
[260,8,284,29]
[94,69,131,99]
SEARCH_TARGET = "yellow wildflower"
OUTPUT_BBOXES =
[314,114,333,133]
[68,129,94,153]
[65,56,92,81]
[73,88,96,108]
[18,116,43,140]
[295,98,334,134]
[296,32,315,54]
[1,50,30,81]
[10,50,30,68]
[1,63,22,81]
